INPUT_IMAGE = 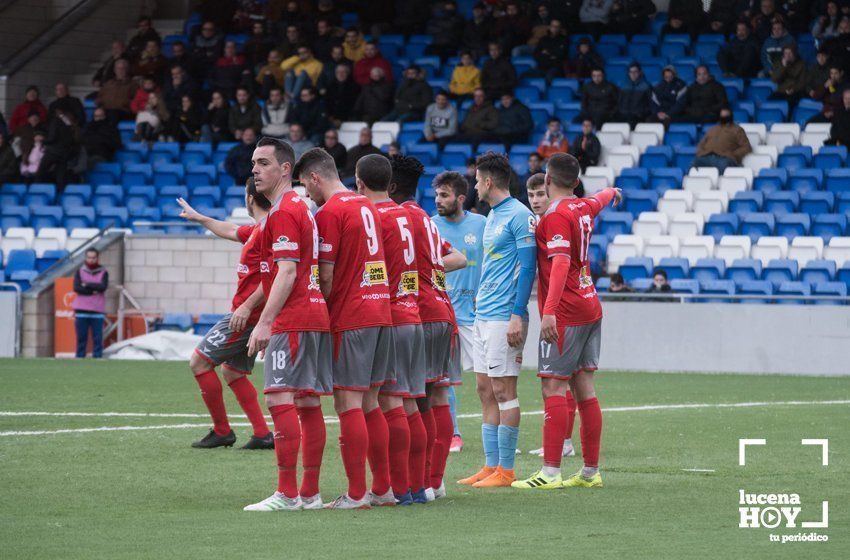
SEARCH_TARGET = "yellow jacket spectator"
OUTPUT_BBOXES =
[280,48,324,86]
[449,52,481,97]
[343,29,366,62]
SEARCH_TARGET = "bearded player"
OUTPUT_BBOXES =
[512,153,620,490]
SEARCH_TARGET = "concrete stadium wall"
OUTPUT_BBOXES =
[0,0,79,61]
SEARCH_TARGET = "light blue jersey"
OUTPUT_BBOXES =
[433,211,487,326]
[476,197,536,321]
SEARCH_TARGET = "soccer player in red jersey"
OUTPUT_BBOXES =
[177,179,273,450]
[388,154,467,503]
[241,138,333,511]
[294,148,394,510]
[512,153,621,490]
[355,153,426,506]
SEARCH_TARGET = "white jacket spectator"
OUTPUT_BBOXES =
[261,89,289,138]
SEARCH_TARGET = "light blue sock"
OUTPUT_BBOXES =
[448,386,460,437]
[498,425,520,470]
[482,423,499,467]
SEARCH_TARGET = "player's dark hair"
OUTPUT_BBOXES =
[293,147,339,181]
[574,179,585,198]
[356,154,392,191]
[256,136,295,166]
[526,172,545,191]
[546,153,581,189]
[475,151,512,191]
[389,154,425,198]
[246,177,272,210]
[433,171,468,198]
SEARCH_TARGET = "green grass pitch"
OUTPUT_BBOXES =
[0,358,848,559]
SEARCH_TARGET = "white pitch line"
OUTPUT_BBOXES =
[1,399,848,438]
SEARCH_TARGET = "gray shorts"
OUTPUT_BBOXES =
[332,326,394,391]
[380,324,427,398]
[194,313,256,374]
[264,331,333,396]
[538,319,602,380]
[437,331,463,387]
[422,321,453,384]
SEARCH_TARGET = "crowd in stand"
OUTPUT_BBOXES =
[3,0,850,198]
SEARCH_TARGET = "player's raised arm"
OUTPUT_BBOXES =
[177,197,241,241]
[443,246,467,272]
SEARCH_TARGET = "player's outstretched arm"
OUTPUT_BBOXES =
[247,261,297,356]
[177,197,241,241]
[443,247,467,272]
[230,284,264,333]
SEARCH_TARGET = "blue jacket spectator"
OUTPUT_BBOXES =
[494,93,533,147]
[650,66,687,124]
[617,63,652,126]
[761,21,796,76]
[224,128,257,184]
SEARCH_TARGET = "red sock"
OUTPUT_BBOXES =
[578,397,602,468]
[384,407,410,496]
[365,407,391,496]
[407,411,427,492]
[429,404,453,489]
[543,396,569,468]
[565,390,577,440]
[420,408,436,488]
[227,376,270,438]
[270,404,300,498]
[297,405,325,497]
[194,370,230,436]
[338,408,368,500]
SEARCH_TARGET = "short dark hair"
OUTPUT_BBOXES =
[293,147,339,181]
[628,62,642,71]
[433,171,469,198]
[356,154,392,191]
[526,173,545,191]
[529,151,543,160]
[256,136,295,165]
[246,177,272,210]
[610,273,625,285]
[653,269,668,280]
[574,179,585,198]
[475,151,512,191]
[389,154,425,198]
[546,153,581,189]
[547,117,561,124]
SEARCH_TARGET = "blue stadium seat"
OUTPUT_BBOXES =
[546,85,576,103]
[726,258,763,286]
[121,163,153,187]
[157,312,193,331]
[153,163,185,187]
[193,313,225,335]
[96,207,129,229]
[444,143,473,159]
[838,193,850,214]
[36,249,69,273]
[151,142,181,159]
[648,168,683,192]
[814,146,847,171]
[800,191,835,215]
[800,260,837,284]
[691,258,726,282]
[764,191,799,214]
[115,150,144,165]
[183,143,212,160]
[615,168,648,190]
[619,257,653,282]
[1,205,30,230]
[61,184,93,209]
[89,162,121,185]
[763,259,799,288]
[92,185,124,208]
[29,183,57,205]
[223,187,245,214]
[10,270,38,291]
[729,192,764,215]
[514,86,540,105]
[630,277,654,291]
[407,144,437,164]
[179,151,207,167]
[670,279,699,295]
[775,213,811,239]
[704,213,739,241]
[64,206,95,229]
[738,280,774,304]
[191,186,222,208]
[752,169,787,193]
[186,165,217,188]
[777,146,812,171]
[664,128,696,148]
[755,100,787,125]
[595,277,610,292]
[788,168,823,193]
[699,279,736,303]
[31,206,63,230]
[640,146,672,167]
[129,207,162,223]
[776,281,810,305]
[6,249,37,274]
[442,152,468,168]
[811,214,846,242]
[622,190,658,214]
[597,212,633,237]
[657,257,689,280]
[126,186,158,213]
[694,41,720,62]
[674,147,697,172]
[825,168,850,194]
[812,281,847,305]
[1,183,27,197]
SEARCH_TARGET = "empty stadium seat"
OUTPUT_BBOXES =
[776,281,810,305]
[598,212,633,237]
[668,213,704,239]
[679,236,715,264]
[738,280,774,304]
[6,248,36,272]
[800,260,837,284]
[657,257,690,280]
[715,236,752,265]
[823,237,850,266]
[775,213,810,239]
[763,259,798,288]
[632,212,668,237]
[812,281,847,305]
[618,256,653,282]
[811,214,846,242]
[606,235,644,273]
[644,236,680,260]
[726,258,763,285]
[157,313,193,331]
[657,191,694,216]
[787,236,824,266]
[751,236,790,264]
[699,279,736,303]
[691,258,726,282]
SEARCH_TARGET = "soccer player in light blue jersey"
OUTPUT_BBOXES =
[458,152,537,488]
[432,171,487,453]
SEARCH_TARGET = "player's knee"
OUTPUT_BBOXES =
[222,369,243,385]
[189,354,209,375]
[491,386,516,403]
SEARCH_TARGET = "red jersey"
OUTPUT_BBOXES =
[233,224,265,324]
[536,189,615,327]
[259,190,330,334]
[401,200,456,325]
[316,191,392,332]
[374,199,422,326]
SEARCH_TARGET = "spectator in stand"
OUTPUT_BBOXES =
[761,20,796,77]
[457,87,498,145]
[261,87,289,138]
[286,123,314,160]
[532,19,567,81]
[244,21,274,69]
[97,58,136,122]
[607,273,634,299]
[569,118,601,171]
[228,87,262,140]
[481,42,518,100]
[0,132,18,184]
[610,0,657,36]
[167,95,202,143]
[822,17,850,69]
[225,127,258,184]
[663,0,705,37]
[676,65,728,123]
[315,0,343,27]
[126,16,160,61]
[769,45,808,106]
[423,90,458,146]
[287,87,328,144]
[81,107,120,167]
[341,126,382,178]
[202,90,232,144]
[168,42,193,74]
[48,82,85,127]
[580,0,615,38]
[426,0,465,60]
[494,2,532,54]
[276,25,303,61]
[783,0,812,34]
[449,52,481,100]
[564,37,604,79]
[256,49,285,99]
[353,42,393,86]
[717,22,761,78]
[134,92,169,142]
[281,44,324,100]
[38,109,79,189]
[13,110,45,156]
[386,141,401,157]
[162,65,198,116]
[133,40,168,83]
[130,76,159,116]
[537,117,569,159]
[494,91,533,148]
[577,68,619,127]
[73,248,109,359]
[191,21,225,81]
[650,66,687,126]
[383,65,433,122]
[809,64,846,123]
[617,63,652,126]
[317,45,353,92]
[9,86,47,134]
[706,0,739,35]
[647,269,673,298]
[353,66,394,124]
[20,131,45,183]
[812,1,842,41]
[806,48,831,99]
[322,128,347,172]
[210,41,249,99]
[751,0,784,42]
[323,64,360,127]
[92,40,126,90]
[691,107,752,173]
[827,89,850,145]
[521,152,545,188]
[343,27,366,62]
[462,2,492,60]
[313,19,341,63]
[528,2,553,47]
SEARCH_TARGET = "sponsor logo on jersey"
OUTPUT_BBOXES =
[397,270,419,297]
[432,269,447,291]
[547,234,571,249]
[273,235,298,252]
[237,263,249,274]
[318,236,333,253]
[260,261,270,273]
[527,215,537,234]
[494,224,505,236]
[579,265,593,289]
[464,232,478,246]
[308,264,321,291]
[360,261,389,287]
